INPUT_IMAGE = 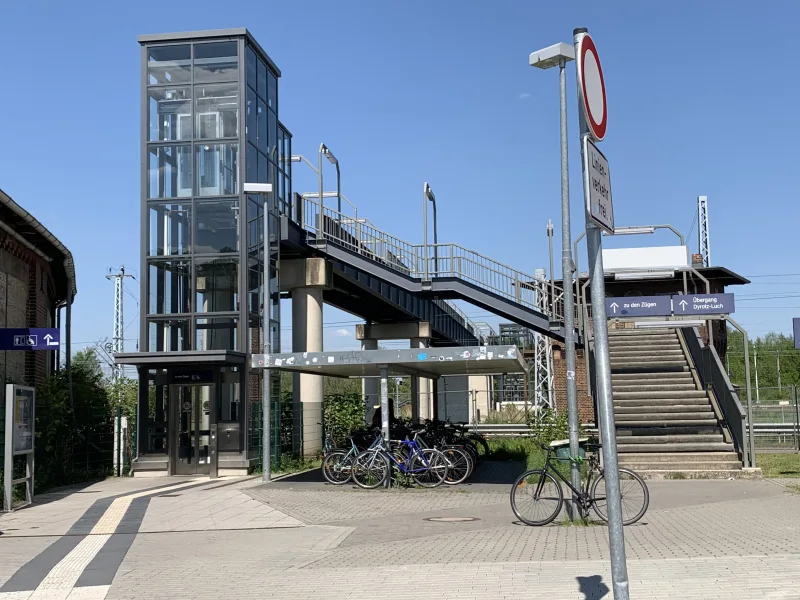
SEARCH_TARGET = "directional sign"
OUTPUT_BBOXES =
[0,328,60,351]
[794,318,800,350]
[605,296,672,317]
[577,33,608,142]
[672,294,735,315]
[583,137,614,234]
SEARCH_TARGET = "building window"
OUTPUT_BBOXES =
[148,44,191,85]
[196,143,238,196]
[148,87,192,141]
[147,260,191,315]
[246,87,257,144]
[195,258,239,313]
[195,316,238,351]
[194,83,239,139]
[148,201,191,256]
[257,58,267,100]
[267,70,277,112]
[148,319,189,352]
[149,145,193,198]
[193,41,238,83]
[194,199,239,254]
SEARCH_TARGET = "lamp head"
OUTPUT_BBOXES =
[529,42,575,70]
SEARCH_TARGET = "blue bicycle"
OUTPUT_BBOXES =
[351,432,449,489]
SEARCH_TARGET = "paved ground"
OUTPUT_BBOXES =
[1,463,799,599]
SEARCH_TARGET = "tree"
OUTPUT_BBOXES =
[73,348,103,378]
[726,328,800,400]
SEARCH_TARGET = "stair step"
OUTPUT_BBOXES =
[631,470,751,481]
[609,352,685,360]
[613,384,698,392]
[614,405,712,414]
[610,361,688,370]
[615,413,718,427]
[618,461,742,471]
[617,442,735,453]
[615,398,710,407]
[612,366,690,374]
[612,372,694,381]
[614,390,708,399]
[609,329,676,336]
[617,452,741,463]
[616,434,723,444]
[617,425,722,436]
[616,412,716,421]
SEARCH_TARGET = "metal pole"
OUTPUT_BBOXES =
[558,57,582,518]
[116,405,122,477]
[547,220,555,317]
[754,341,760,404]
[777,350,781,391]
[317,144,325,233]
[727,316,756,468]
[380,366,390,441]
[574,27,629,600]
[262,193,272,483]
[336,161,341,220]
[422,183,429,280]
[431,196,438,276]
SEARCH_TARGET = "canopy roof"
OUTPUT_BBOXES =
[251,345,527,379]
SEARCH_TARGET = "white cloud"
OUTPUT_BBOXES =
[518,93,532,100]
[334,328,351,337]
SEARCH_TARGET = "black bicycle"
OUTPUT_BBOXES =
[510,439,649,526]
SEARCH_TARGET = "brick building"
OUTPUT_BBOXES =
[0,188,77,389]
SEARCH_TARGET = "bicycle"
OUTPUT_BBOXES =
[510,439,649,526]
[321,430,382,485]
[351,432,449,489]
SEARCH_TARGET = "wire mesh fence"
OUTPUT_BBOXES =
[746,386,800,452]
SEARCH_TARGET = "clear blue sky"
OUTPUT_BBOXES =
[1,0,798,359]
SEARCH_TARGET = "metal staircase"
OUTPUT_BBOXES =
[290,195,568,341]
[610,327,743,478]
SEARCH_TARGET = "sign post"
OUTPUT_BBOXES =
[3,384,36,512]
[574,27,630,600]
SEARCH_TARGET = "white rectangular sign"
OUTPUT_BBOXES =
[583,137,614,234]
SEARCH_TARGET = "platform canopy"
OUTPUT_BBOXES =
[250,345,527,379]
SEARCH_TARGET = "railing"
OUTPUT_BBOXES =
[680,326,748,463]
[296,195,569,335]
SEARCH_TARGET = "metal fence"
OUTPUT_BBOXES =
[746,386,800,452]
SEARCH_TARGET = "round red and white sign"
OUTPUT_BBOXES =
[577,34,607,142]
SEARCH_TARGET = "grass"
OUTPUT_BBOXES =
[483,438,588,480]
[756,453,800,478]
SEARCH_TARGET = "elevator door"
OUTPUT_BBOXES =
[173,385,212,475]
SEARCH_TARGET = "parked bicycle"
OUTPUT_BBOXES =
[510,439,649,526]
[351,430,449,489]
[321,430,382,485]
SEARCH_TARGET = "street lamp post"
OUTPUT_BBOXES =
[529,41,581,518]
[423,183,438,277]
[243,181,274,483]
[319,144,340,220]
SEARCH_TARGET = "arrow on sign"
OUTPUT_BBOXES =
[43,334,58,347]
[610,302,619,314]
[678,300,688,310]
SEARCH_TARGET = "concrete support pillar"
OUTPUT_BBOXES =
[412,337,432,421]
[361,337,379,425]
[469,375,491,423]
[291,286,324,457]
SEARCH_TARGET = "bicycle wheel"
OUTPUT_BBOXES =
[510,470,563,526]
[590,467,650,525]
[352,451,389,489]
[410,449,449,488]
[322,451,353,485]
[441,447,473,485]
[469,435,489,460]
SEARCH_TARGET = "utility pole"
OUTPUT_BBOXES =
[106,266,134,477]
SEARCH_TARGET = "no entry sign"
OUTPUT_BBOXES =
[577,33,607,142]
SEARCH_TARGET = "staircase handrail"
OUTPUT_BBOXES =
[680,326,747,458]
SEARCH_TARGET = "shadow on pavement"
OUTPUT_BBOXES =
[576,575,610,599]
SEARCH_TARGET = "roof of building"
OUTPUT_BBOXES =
[552,266,750,288]
[0,188,77,304]
[137,28,281,77]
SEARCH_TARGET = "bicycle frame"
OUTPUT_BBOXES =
[372,438,432,474]
[536,446,601,502]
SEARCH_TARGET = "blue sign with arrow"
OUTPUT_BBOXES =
[0,328,61,351]
[605,296,672,317]
[672,293,735,315]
